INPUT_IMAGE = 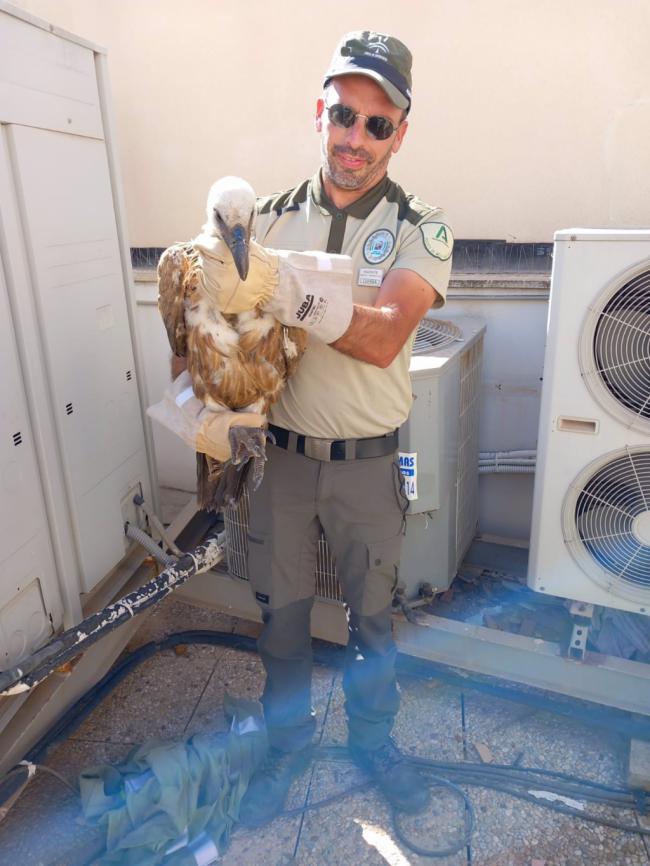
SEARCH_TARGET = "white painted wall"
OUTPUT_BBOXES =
[444,293,548,541]
[13,0,650,245]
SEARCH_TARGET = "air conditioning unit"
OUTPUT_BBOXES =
[528,229,650,614]
[225,315,486,600]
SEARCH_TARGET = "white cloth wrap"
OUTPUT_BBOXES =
[191,232,277,314]
[192,231,229,300]
[265,249,354,344]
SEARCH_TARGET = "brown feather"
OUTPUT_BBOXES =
[158,242,307,510]
[157,243,194,356]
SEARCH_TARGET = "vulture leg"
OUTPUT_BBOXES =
[228,425,274,492]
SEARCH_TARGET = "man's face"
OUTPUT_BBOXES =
[316,75,408,196]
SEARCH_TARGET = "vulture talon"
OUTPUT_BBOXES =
[229,425,268,466]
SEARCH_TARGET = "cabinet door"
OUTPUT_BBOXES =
[0,259,61,667]
[8,124,151,591]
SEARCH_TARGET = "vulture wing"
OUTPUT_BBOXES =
[157,242,195,357]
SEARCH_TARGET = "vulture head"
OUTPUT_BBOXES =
[205,176,256,281]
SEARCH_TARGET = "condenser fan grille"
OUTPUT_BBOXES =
[412,319,463,355]
[571,449,650,592]
[585,269,650,430]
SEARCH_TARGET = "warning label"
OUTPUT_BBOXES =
[398,451,418,501]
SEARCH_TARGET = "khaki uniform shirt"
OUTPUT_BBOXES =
[255,171,453,439]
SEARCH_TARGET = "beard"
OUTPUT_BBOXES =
[321,140,392,191]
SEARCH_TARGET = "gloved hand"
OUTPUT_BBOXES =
[193,232,354,343]
[192,233,278,314]
[264,249,354,344]
[147,371,266,462]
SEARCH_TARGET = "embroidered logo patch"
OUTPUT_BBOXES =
[420,222,454,261]
[363,229,395,264]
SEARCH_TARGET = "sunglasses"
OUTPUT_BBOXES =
[325,103,403,141]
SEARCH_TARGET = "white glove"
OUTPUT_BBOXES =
[264,249,353,344]
[147,371,266,462]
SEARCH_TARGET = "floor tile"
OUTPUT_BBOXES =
[295,760,467,865]
[320,672,465,762]
[70,642,223,744]
[462,691,647,865]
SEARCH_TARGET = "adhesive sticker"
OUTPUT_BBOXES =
[399,451,418,500]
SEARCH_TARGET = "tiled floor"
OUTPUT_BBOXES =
[1,594,649,866]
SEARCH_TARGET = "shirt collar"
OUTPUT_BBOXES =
[310,170,392,220]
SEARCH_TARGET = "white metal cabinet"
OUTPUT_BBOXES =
[7,124,150,589]
[0,4,155,649]
[0,261,61,667]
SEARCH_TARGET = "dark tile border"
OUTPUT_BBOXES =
[131,240,554,274]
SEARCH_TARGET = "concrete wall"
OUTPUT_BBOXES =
[14,0,650,246]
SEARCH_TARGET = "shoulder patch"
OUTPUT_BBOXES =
[420,222,454,261]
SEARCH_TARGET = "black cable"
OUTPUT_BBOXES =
[414,758,636,800]
[5,628,650,862]
[391,774,475,858]
[25,630,259,765]
[22,627,650,765]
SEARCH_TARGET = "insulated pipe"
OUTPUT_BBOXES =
[478,449,536,475]
[480,450,536,460]
[479,460,535,466]
[479,465,535,474]
[132,495,184,557]
[0,533,225,697]
[125,522,176,567]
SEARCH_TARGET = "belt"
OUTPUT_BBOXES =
[268,423,399,462]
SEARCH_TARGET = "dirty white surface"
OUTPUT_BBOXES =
[0,594,649,866]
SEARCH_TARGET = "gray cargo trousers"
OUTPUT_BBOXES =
[247,442,407,753]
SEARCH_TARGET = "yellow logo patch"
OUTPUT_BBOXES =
[420,222,454,261]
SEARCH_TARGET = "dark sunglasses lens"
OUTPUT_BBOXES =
[367,116,394,140]
[329,105,356,128]
[327,104,396,140]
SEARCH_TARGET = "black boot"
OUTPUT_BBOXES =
[238,746,312,828]
[349,737,430,813]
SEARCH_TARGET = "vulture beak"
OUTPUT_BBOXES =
[224,222,251,281]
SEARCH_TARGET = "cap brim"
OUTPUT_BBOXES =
[326,67,409,111]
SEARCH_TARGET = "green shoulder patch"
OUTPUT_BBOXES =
[420,222,454,261]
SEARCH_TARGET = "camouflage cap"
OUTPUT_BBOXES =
[324,31,412,111]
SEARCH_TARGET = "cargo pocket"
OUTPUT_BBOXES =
[361,536,403,617]
[247,531,273,604]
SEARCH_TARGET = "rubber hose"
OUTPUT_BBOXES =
[125,522,176,566]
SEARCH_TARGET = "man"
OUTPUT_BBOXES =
[233,31,454,826]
